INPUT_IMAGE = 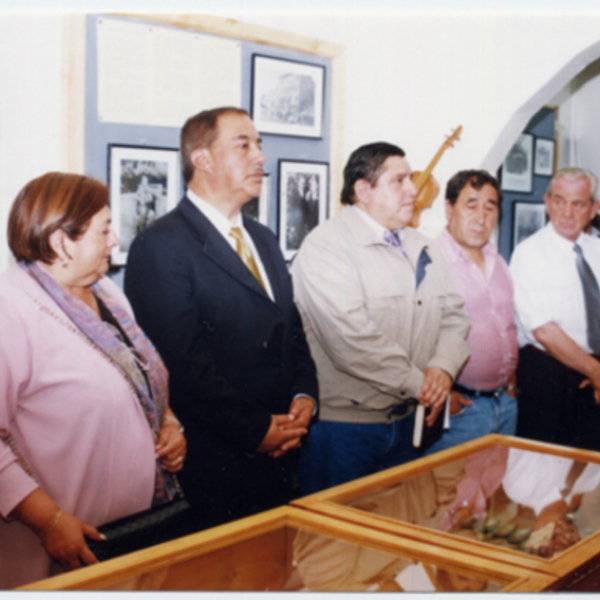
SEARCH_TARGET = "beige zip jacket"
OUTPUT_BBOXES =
[291,206,470,423]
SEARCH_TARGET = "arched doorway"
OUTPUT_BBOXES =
[481,37,600,174]
[482,38,600,259]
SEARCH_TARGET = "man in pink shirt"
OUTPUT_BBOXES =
[425,170,518,455]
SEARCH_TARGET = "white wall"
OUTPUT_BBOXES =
[232,10,600,234]
[554,58,600,180]
[0,15,64,272]
[3,8,600,268]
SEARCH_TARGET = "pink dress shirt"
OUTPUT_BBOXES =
[436,228,518,391]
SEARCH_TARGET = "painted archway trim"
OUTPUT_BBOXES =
[481,37,600,172]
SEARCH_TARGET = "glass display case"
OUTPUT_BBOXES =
[20,506,553,592]
[292,434,600,587]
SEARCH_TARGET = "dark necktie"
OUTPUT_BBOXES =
[415,248,432,289]
[574,243,600,354]
[384,230,430,289]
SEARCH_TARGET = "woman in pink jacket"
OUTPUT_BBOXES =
[0,172,186,588]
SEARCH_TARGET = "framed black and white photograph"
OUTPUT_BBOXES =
[251,54,325,139]
[534,137,556,176]
[512,201,547,251]
[108,145,180,265]
[278,160,328,261]
[501,133,534,193]
[242,174,271,229]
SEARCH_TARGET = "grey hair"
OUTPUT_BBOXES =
[547,167,598,200]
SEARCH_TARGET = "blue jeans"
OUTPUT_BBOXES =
[298,414,418,495]
[424,388,517,456]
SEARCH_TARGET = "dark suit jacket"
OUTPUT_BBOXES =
[125,196,318,528]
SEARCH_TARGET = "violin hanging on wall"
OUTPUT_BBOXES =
[410,126,463,228]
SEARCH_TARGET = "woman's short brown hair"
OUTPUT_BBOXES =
[8,172,109,264]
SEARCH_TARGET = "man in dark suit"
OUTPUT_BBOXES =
[125,107,318,531]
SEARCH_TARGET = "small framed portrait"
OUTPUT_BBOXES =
[278,160,329,261]
[512,201,547,251]
[251,54,325,139]
[242,174,272,229]
[501,133,534,193]
[108,144,180,265]
[534,137,556,177]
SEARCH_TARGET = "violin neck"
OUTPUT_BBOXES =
[413,126,462,193]
[413,146,448,193]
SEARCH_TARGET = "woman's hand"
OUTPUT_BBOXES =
[43,511,104,571]
[11,488,103,571]
[156,411,187,472]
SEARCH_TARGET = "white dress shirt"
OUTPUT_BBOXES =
[503,449,600,516]
[186,189,275,301]
[510,222,600,352]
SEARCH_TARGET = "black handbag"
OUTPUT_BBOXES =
[85,495,191,562]
[1,430,192,562]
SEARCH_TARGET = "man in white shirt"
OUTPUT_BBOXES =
[125,107,318,531]
[511,167,600,450]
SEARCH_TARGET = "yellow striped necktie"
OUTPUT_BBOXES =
[229,226,266,291]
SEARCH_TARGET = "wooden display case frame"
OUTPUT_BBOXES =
[21,505,553,592]
[292,434,600,584]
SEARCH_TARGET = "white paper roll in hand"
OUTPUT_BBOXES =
[413,404,426,448]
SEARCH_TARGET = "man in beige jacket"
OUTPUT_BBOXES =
[291,141,470,493]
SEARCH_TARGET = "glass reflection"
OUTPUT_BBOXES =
[345,446,600,559]
[90,524,509,591]
[291,528,506,591]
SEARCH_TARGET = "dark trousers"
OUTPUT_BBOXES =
[516,345,600,451]
[177,434,300,534]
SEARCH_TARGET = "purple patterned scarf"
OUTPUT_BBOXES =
[21,262,177,506]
